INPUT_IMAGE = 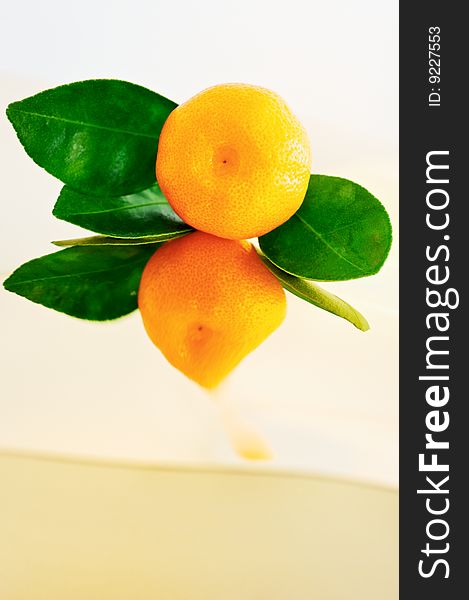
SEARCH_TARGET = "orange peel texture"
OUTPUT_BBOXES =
[156,84,312,240]
[138,232,286,388]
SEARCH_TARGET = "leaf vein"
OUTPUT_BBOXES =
[56,200,169,217]
[8,107,158,140]
[294,213,367,273]
[9,255,148,286]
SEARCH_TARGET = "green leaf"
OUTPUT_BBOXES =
[53,183,192,238]
[3,245,157,320]
[52,235,182,247]
[259,175,392,281]
[259,253,369,331]
[6,79,177,196]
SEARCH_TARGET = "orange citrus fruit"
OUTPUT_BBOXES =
[138,231,286,388]
[156,84,312,240]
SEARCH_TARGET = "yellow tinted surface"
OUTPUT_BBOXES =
[0,452,397,599]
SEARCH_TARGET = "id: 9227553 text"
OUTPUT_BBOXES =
[428,26,441,107]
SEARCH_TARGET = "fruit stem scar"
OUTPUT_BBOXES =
[213,145,240,175]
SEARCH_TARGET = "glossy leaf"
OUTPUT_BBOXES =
[259,253,369,331]
[3,245,157,320]
[53,184,192,238]
[259,175,392,281]
[53,235,181,247]
[6,79,177,196]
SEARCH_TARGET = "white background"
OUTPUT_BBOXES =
[0,0,398,485]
